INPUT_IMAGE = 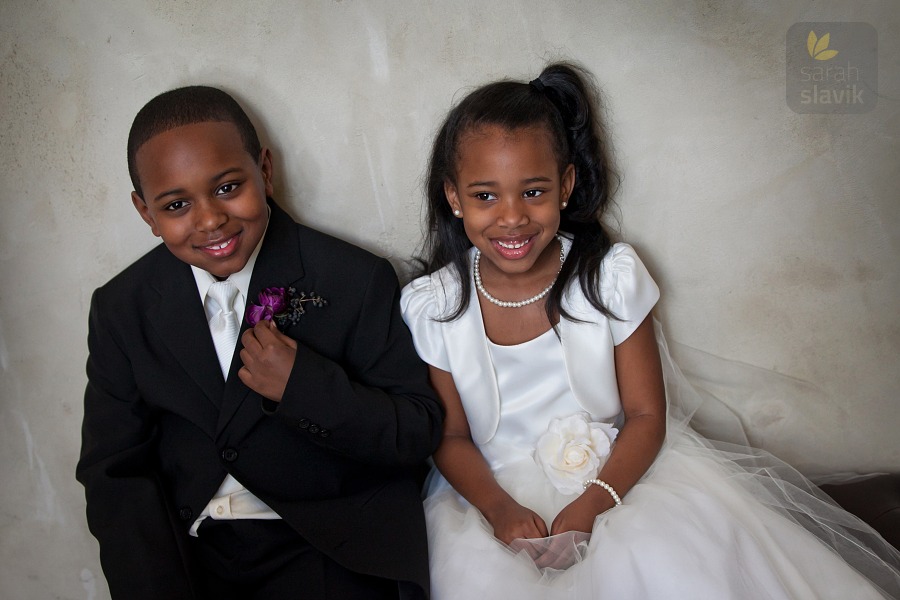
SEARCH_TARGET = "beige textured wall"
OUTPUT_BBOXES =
[1,1,897,597]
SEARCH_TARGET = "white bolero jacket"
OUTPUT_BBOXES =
[400,239,659,446]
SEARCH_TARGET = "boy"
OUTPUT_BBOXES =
[76,86,443,599]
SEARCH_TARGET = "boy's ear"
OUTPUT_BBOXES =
[131,192,161,237]
[444,180,462,217]
[259,148,274,197]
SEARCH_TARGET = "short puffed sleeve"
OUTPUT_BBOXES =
[600,243,660,345]
[400,273,453,371]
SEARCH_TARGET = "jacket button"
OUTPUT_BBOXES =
[298,418,310,429]
[178,507,193,521]
[308,424,320,434]
[222,448,239,462]
[319,429,330,438]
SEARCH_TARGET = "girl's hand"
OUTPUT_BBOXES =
[483,501,549,545]
[549,490,612,536]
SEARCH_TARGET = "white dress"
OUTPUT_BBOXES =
[400,241,900,600]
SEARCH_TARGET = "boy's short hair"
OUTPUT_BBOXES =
[127,86,262,198]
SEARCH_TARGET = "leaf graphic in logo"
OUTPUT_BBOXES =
[807,31,838,60]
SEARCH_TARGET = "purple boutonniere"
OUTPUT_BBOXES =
[246,286,327,330]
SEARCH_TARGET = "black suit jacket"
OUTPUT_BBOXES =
[77,200,443,599]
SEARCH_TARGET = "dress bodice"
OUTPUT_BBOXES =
[400,240,660,445]
[480,329,588,470]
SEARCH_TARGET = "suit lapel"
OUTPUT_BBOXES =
[146,251,225,426]
[217,201,305,434]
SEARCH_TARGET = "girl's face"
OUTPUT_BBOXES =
[444,125,574,282]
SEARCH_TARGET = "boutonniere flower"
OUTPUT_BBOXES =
[534,413,618,495]
[246,286,327,331]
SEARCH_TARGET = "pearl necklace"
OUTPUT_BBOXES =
[474,236,564,308]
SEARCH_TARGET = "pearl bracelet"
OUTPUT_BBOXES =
[583,478,622,506]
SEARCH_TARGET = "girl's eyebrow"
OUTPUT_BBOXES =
[466,180,497,188]
[465,176,553,189]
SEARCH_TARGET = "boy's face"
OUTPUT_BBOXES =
[131,121,273,279]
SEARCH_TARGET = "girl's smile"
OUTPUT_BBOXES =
[492,235,537,259]
[496,237,531,250]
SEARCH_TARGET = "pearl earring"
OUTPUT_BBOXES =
[561,201,568,208]
[453,209,462,217]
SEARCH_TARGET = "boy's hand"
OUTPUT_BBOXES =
[238,320,297,402]
[484,501,549,546]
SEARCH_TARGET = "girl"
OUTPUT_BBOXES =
[400,62,900,599]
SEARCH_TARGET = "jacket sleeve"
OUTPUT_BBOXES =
[270,258,444,467]
[75,289,198,600]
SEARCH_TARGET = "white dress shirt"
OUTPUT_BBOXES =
[188,212,282,536]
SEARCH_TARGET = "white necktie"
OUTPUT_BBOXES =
[206,280,240,378]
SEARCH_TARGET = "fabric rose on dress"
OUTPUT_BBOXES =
[534,413,618,495]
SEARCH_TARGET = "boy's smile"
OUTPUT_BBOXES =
[131,121,273,279]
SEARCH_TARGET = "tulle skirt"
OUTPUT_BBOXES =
[423,325,900,599]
